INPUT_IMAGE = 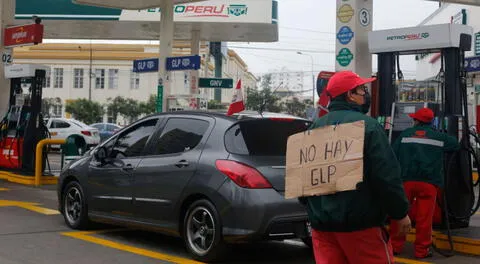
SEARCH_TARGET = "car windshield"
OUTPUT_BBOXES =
[70,120,89,128]
[224,119,311,156]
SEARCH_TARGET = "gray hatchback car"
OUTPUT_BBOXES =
[57,111,312,262]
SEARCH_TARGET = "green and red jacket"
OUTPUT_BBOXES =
[304,100,409,232]
[392,125,460,188]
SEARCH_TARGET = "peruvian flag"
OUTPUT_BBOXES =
[227,80,245,116]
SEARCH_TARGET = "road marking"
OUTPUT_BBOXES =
[0,200,59,215]
[395,257,432,264]
[62,230,205,264]
[0,188,9,191]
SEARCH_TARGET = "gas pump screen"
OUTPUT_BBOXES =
[403,106,416,114]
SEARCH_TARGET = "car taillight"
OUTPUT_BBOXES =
[81,131,92,136]
[215,160,272,189]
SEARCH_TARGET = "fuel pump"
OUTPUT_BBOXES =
[0,64,50,175]
[368,23,478,230]
[316,71,335,118]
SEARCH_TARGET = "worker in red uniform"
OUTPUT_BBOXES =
[304,71,411,264]
[390,108,460,259]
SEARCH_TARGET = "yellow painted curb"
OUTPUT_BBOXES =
[406,229,480,256]
[473,172,478,183]
[0,170,57,186]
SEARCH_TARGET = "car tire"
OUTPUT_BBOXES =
[183,199,226,262]
[62,181,90,230]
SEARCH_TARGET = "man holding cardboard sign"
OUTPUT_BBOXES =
[287,71,410,264]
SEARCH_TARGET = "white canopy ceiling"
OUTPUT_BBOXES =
[72,0,207,10]
[426,0,480,6]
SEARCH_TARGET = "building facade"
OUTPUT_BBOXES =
[12,42,257,123]
[269,67,304,93]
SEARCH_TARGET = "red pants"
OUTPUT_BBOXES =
[311,227,394,264]
[390,181,437,258]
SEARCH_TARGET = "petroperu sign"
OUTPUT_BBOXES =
[174,4,248,17]
[387,32,430,41]
[4,24,44,48]
[120,0,272,23]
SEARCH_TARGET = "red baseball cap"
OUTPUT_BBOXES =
[409,108,434,123]
[326,71,377,98]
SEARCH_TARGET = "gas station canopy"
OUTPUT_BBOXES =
[426,0,480,5]
[73,0,206,10]
[15,0,278,42]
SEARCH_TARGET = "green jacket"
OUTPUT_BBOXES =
[305,101,409,232]
[392,125,460,188]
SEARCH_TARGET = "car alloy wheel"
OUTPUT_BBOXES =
[62,181,90,229]
[183,199,226,262]
[65,186,82,224]
[186,206,216,255]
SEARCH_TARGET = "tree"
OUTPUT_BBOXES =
[65,99,104,124]
[285,97,308,117]
[261,74,273,90]
[245,87,284,113]
[140,95,157,115]
[107,96,126,124]
[120,98,142,123]
[207,100,225,110]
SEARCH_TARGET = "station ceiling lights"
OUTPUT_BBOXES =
[426,0,480,6]
[72,0,207,10]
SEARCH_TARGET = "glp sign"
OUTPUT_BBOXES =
[465,56,480,72]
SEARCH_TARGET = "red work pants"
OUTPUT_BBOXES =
[390,181,437,258]
[311,227,394,264]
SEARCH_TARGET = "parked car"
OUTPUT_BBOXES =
[89,123,122,142]
[57,111,312,261]
[45,118,101,150]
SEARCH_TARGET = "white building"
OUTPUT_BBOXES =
[269,67,304,93]
[13,42,258,123]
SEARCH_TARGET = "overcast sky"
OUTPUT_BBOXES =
[232,0,440,80]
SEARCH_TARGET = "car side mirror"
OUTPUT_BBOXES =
[94,147,108,162]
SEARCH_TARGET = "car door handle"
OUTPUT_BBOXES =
[122,164,134,171]
[175,160,189,168]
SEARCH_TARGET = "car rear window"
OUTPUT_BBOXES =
[225,119,311,156]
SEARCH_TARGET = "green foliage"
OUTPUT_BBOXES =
[207,100,225,110]
[284,97,308,117]
[65,99,104,124]
[245,87,284,113]
[106,96,125,124]
[139,95,157,115]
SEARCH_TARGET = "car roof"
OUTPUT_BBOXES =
[143,110,308,122]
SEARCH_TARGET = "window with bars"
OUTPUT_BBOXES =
[108,69,119,89]
[53,68,63,88]
[95,69,105,89]
[43,70,51,88]
[130,71,140,90]
[73,68,84,89]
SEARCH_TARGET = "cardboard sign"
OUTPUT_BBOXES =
[285,121,365,199]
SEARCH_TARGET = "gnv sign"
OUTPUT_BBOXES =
[166,55,201,71]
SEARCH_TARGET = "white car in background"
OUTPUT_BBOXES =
[45,118,101,149]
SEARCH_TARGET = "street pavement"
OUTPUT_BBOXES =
[0,159,479,263]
